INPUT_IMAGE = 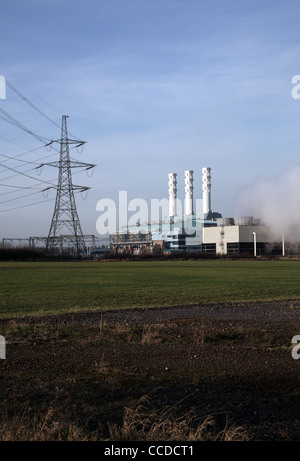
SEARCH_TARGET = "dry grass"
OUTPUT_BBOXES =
[3,320,65,343]
[0,393,99,441]
[94,353,137,389]
[107,394,249,442]
[113,323,135,342]
[0,392,248,441]
[141,324,164,344]
[0,411,93,441]
[3,317,286,350]
[191,323,206,345]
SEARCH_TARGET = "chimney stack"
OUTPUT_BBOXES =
[184,170,194,215]
[202,167,211,215]
[168,173,177,217]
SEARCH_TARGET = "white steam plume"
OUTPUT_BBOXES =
[235,164,300,242]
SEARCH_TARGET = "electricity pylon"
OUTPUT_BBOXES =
[39,115,95,258]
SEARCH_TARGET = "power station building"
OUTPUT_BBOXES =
[110,167,293,257]
[112,168,222,254]
[203,217,273,255]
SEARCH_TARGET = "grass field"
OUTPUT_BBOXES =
[1,259,300,441]
[1,259,300,317]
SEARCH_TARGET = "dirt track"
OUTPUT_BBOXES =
[5,297,300,324]
[1,300,300,441]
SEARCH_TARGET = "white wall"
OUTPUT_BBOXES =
[203,225,273,254]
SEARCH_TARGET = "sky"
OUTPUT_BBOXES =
[1,0,300,239]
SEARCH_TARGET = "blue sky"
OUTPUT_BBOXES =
[1,0,300,238]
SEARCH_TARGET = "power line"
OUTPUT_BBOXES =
[0,183,42,190]
[0,133,32,150]
[0,189,44,205]
[0,146,71,173]
[0,61,63,116]
[6,79,61,128]
[0,196,55,213]
[0,61,80,140]
[0,150,51,166]
[0,162,57,187]
[0,66,93,220]
[0,108,50,144]
[0,167,89,203]
[0,181,46,200]
[0,145,48,173]
[5,79,62,131]
[0,139,81,175]
[0,156,88,187]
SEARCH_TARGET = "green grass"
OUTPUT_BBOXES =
[1,259,300,318]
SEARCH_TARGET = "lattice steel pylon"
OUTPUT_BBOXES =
[40,115,95,258]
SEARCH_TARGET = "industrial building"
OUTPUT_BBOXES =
[203,217,273,256]
[111,168,222,255]
[202,217,300,256]
[111,166,296,257]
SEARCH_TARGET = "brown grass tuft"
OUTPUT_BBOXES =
[107,394,248,441]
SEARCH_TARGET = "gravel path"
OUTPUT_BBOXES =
[3,299,300,327]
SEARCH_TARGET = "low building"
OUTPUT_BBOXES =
[111,212,222,254]
[202,217,285,256]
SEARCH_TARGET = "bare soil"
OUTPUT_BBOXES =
[1,300,300,441]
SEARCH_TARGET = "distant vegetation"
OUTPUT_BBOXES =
[1,246,299,262]
[0,247,46,261]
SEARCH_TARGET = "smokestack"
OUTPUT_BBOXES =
[168,173,177,217]
[202,167,211,215]
[184,170,194,215]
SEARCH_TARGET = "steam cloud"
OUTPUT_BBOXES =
[235,164,300,243]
